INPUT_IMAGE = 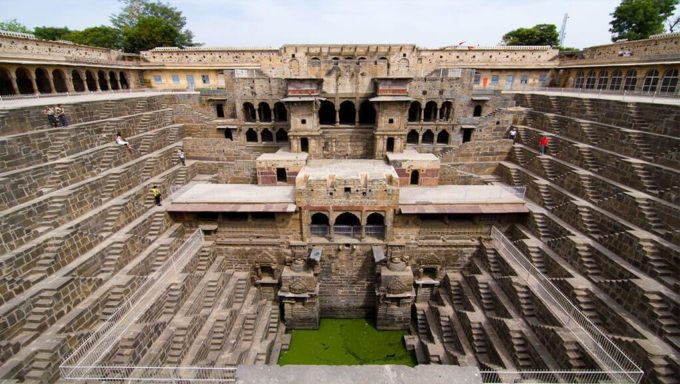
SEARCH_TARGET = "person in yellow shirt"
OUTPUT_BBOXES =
[151,186,162,206]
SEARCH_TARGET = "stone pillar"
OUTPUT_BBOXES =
[66,74,75,93]
[30,75,39,95]
[279,258,320,329]
[46,72,55,93]
[9,75,19,95]
[375,252,414,330]
[335,109,340,126]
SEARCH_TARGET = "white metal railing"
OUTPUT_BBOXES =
[0,88,189,104]
[486,227,643,384]
[58,230,232,382]
[502,86,680,101]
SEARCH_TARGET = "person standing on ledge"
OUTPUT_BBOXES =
[508,127,517,144]
[539,135,549,155]
[151,185,162,206]
[55,104,68,126]
[177,148,186,166]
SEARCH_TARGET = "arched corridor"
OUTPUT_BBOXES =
[243,102,257,122]
[119,72,129,89]
[310,212,330,236]
[339,101,356,125]
[16,67,34,94]
[424,101,437,122]
[0,68,16,95]
[274,102,287,122]
[359,100,375,124]
[109,71,120,90]
[258,102,272,122]
[72,70,85,92]
[35,68,52,94]
[318,100,336,125]
[97,70,109,90]
[85,71,97,91]
[408,102,421,122]
[52,69,68,93]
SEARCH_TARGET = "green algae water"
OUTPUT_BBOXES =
[278,318,416,366]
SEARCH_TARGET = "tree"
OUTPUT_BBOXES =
[502,24,559,47]
[68,26,122,50]
[0,19,31,34]
[33,26,72,41]
[111,0,196,51]
[122,16,180,53]
[610,0,678,41]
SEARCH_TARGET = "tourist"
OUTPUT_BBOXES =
[177,148,186,166]
[115,131,133,153]
[43,106,58,128]
[508,127,517,143]
[150,185,162,206]
[539,135,549,155]
[55,104,68,126]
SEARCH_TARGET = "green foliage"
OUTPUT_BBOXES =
[609,0,679,41]
[122,16,180,53]
[502,24,559,47]
[33,26,72,41]
[0,18,31,33]
[67,26,122,50]
[112,0,196,52]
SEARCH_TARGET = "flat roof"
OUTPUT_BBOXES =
[257,150,308,161]
[169,184,296,212]
[386,150,439,162]
[399,185,527,214]
[298,160,398,180]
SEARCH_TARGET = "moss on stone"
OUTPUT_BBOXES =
[278,318,416,366]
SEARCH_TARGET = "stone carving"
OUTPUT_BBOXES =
[289,278,308,294]
[386,278,408,294]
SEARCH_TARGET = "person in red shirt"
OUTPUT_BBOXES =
[539,135,549,155]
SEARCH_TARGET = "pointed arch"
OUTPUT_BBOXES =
[276,128,288,142]
[243,102,256,122]
[422,129,434,144]
[245,128,258,142]
[85,70,97,91]
[334,212,360,226]
[261,128,274,142]
[436,130,450,144]
[97,70,109,90]
[424,101,437,122]
[407,130,419,144]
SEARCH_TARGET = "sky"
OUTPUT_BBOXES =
[2,0,624,49]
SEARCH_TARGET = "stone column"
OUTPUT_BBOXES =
[335,109,340,126]
[66,73,75,93]
[9,75,19,95]
[46,72,55,93]
[30,75,39,95]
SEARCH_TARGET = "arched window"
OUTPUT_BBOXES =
[623,70,637,91]
[72,70,85,92]
[609,70,622,90]
[331,57,340,66]
[357,57,367,65]
[97,70,109,90]
[439,101,453,121]
[243,102,256,122]
[109,71,119,90]
[410,170,420,185]
[584,71,596,89]
[309,57,321,66]
[660,69,678,94]
[52,69,68,93]
[339,100,356,124]
[334,212,360,226]
[574,71,585,88]
[596,70,608,90]
[261,128,273,142]
[408,102,421,122]
[436,130,450,144]
[422,130,434,144]
[642,70,659,92]
[358,100,375,124]
[424,101,438,122]
[35,68,53,93]
[245,128,258,142]
[311,212,330,225]
[258,102,272,122]
[85,70,97,91]
[276,129,288,142]
[274,102,287,122]
[366,212,384,226]
[119,72,129,89]
[473,105,482,117]
[407,130,419,144]
[0,68,16,95]
[318,100,336,125]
